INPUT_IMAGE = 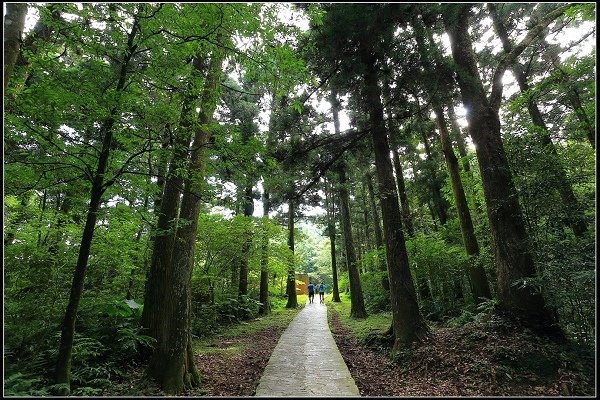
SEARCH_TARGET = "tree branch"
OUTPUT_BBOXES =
[489,4,570,110]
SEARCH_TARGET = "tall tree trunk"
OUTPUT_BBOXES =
[238,185,254,297]
[54,17,139,393]
[142,109,193,353]
[391,148,415,236]
[3,3,28,90]
[285,198,298,308]
[362,56,428,348]
[54,119,115,394]
[382,77,415,236]
[420,126,448,225]
[337,164,367,318]
[447,106,471,173]
[365,171,384,250]
[447,105,485,227]
[365,170,389,288]
[258,191,271,315]
[326,181,342,303]
[145,46,224,393]
[360,184,373,254]
[432,104,491,302]
[489,4,588,237]
[327,93,343,303]
[443,4,563,338]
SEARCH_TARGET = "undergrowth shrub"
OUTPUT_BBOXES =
[359,271,391,313]
[191,295,262,337]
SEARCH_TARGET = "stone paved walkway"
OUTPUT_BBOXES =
[254,299,360,397]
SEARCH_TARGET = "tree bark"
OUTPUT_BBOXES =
[365,171,384,249]
[238,185,254,297]
[447,106,471,173]
[337,163,367,318]
[443,5,563,338]
[324,178,342,302]
[360,184,373,254]
[4,3,28,90]
[361,53,428,348]
[327,92,343,303]
[54,118,116,394]
[285,198,298,308]
[258,191,271,315]
[391,148,415,237]
[365,171,387,273]
[420,126,448,225]
[382,77,415,237]
[142,110,193,355]
[432,104,491,302]
[145,46,225,393]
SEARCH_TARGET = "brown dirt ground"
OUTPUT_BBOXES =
[328,309,595,397]
[104,322,288,397]
[105,308,594,397]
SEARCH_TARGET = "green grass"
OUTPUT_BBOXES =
[193,301,303,355]
[326,293,391,342]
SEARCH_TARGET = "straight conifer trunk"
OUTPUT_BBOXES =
[328,219,341,303]
[382,81,415,237]
[324,179,341,302]
[336,165,367,318]
[258,191,271,315]
[238,185,254,297]
[362,57,428,348]
[285,198,298,308]
[433,104,491,302]
[391,148,415,237]
[328,94,343,303]
[420,127,448,225]
[365,171,384,250]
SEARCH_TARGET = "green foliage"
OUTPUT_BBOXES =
[406,232,475,316]
[216,295,262,322]
[533,235,595,343]
[191,295,263,337]
[446,299,499,328]
[359,270,391,313]
[4,373,50,396]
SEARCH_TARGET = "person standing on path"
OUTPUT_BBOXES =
[318,282,325,304]
[307,281,315,304]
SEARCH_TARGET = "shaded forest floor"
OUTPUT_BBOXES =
[103,301,594,397]
[103,307,301,396]
[329,308,596,397]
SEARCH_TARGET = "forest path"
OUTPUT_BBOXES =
[254,298,360,397]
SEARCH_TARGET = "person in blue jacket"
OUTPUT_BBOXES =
[318,282,325,304]
[307,281,315,304]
